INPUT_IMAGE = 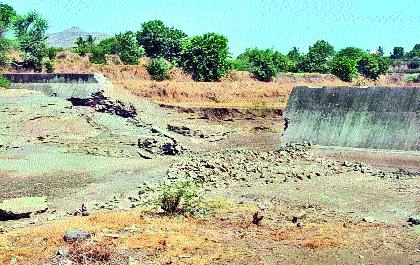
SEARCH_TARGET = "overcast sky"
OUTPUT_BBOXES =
[4,0,419,56]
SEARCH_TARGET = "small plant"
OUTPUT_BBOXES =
[0,75,11,88]
[67,241,128,264]
[159,181,203,215]
[147,57,171,81]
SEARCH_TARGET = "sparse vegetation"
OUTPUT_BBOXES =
[0,75,10,88]
[147,57,171,81]
[159,181,203,215]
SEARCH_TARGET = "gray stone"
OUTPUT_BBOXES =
[0,197,48,221]
[63,229,91,243]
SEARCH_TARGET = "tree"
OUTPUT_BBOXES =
[0,3,16,65]
[137,20,187,62]
[109,31,144,65]
[335,47,365,60]
[0,3,16,36]
[299,40,335,73]
[377,46,384,56]
[331,56,358,82]
[13,11,48,72]
[406,44,420,59]
[390,47,404,59]
[286,47,303,72]
[180,33,230,82]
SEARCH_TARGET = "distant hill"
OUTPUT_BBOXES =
[47,27,110,48]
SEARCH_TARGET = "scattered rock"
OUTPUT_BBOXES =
[362,216,375,223]
[407,217,420,226]
[63,229,92,243]
[0,197,48,221]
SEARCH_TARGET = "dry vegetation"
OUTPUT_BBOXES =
[1,206,413,265]
[47,51,416,109]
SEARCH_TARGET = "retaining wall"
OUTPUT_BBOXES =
[2,73,103,99]
[281,86,420,151]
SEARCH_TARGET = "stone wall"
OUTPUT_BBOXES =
[281,86,420,151]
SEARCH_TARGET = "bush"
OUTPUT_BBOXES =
[44,60,54,73]
[0,75,10,88]
[46,47,64,61]
[159,181,202,215]
[244,49,289,82]
[229,59,249,71]
[286,47,303,72]
[357,54,389,80]
[147,57,171,81]
[137,20,187,63]
[180,33,230,81]
[110,31,144,65]
[331,56,358,82]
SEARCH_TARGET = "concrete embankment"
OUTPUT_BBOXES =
[2,73,104,99]
[282,86,420,151]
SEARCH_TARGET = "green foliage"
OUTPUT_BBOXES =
[44,60,54,73]
[335,47,365,60]
[245,49,290,81]
[299,40,335,73]
[89,37,115,64]
[13,11,48,72]
[286,47,303,72]
[404,74,420,83]
[0,75,10,88]
[159,181,203,215]
[110,32,144,65]
[377,46,384,56]
[357,54,387,80]
[406,44,420,59]
[229,59,248,71]
[0,3,16,36]
[147,57,171,81]
[46,47,64,60]
[390,47,404,59]
[137,20,187,63]
[73,35,95,56]
[180,33,230,81]
[331,56,358,82]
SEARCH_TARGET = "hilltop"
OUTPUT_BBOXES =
[47,27,110,48]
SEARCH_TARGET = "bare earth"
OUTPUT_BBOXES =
[0,70,419,264]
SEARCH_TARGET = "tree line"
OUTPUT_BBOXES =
[1,3,419,83]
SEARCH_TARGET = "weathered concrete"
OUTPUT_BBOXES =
[281,86,420,151]
[0,197,48,220]
[3,73,102,99]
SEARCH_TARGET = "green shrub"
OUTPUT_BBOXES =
[331,56,358,82]
[286,47,303,72]
[0,75,11,88]
[46,47,64,61]
[390,47,404,59]
[110,32,144,65]
[180,33,230,81]
[147,57,171,81]
[229,59,249,71]
[44,60,54,73]
[357,54,389,80]
[159,181,203,215]
[244,49,289,82]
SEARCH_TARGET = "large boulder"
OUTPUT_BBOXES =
[0,197,48,221]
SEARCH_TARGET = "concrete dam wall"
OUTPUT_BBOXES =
[281,86,420,151]
[3,73,103,99]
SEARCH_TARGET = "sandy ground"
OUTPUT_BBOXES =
[0,83,419,264]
